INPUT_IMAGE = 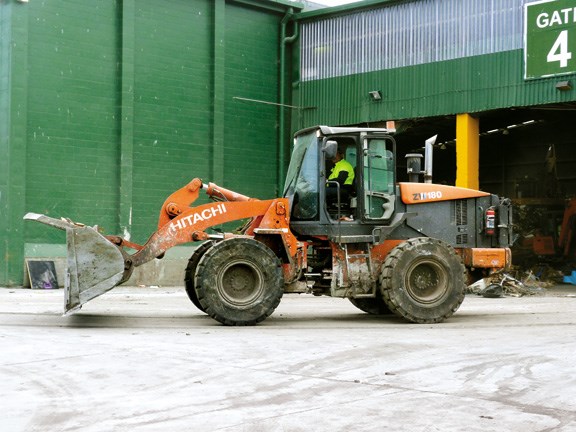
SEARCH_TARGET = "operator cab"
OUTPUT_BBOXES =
[283,126,396,238]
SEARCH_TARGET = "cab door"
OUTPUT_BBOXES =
[362,136,396,221]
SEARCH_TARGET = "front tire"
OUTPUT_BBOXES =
[380,238,465,323]
[184,241,214,313]
[195,238,284,326]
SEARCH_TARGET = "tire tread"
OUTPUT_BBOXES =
[380,237,466,324]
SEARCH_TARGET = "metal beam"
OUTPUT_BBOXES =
[119,0,135,239]
[211,0,225,184]
[0,1,29,286]
[231,0,303,14]
[456,113,479,190]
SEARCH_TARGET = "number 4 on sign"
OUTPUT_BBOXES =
[547,30,572,68]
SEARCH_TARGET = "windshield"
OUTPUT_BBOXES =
[283,131,319,220]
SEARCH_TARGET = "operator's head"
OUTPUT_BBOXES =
[332,149,344,163]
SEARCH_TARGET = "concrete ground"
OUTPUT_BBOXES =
[1,286,576,432]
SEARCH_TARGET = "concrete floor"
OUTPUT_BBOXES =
[1,286,576,432]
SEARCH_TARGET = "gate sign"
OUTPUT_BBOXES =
[525,0,576,79]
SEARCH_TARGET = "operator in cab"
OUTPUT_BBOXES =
[326,147,355,204]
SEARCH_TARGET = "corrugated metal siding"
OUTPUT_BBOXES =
[224,4,282,199]
[300,0,531,81]
[294,0,576,128]
[295,50,576,127]
[130,0,214,240]
[26,0,120,235]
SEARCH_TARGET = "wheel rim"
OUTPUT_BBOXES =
[404,258,449,305]
[217,259,265,308]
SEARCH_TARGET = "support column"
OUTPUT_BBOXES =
[119,0,135,238]
[455,113,480,190]
[0,2,29,286]
[211,0,225,184]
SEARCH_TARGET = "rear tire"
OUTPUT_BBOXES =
[195,238,284,326]
[184,241,214,313]
[349,297,392,315]
[380,238,465,323]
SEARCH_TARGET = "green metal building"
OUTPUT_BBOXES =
[294,0,576,124]
[1,0,301,286]
[2,0,576,286]
[292,0,576,193]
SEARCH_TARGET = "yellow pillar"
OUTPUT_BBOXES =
[455,113,480,190]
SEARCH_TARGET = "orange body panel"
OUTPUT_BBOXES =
[371,240,404,265]
[399,182,490,204]
[249,201,300,258]
[458,247,511,269]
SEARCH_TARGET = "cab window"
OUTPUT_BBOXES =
[363,138,395,219]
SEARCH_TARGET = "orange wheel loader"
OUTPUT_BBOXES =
[25,126,514,325]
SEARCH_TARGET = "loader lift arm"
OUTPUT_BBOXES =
[24,178,301,313]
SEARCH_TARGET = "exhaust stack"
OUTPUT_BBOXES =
[424,135,437,184]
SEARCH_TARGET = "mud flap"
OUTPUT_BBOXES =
[24,213,127,314]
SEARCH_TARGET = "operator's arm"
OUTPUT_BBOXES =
[328,164,350,187]
[334,170,349,186]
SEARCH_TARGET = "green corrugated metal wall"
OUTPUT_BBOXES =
[26,1,120,239]
[129,0,215,242]
[293,50,576,129]
[291,0,576,129]
[0,0,296,286]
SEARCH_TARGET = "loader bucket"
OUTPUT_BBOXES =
[24,213,129,314]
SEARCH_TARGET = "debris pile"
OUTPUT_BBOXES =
[467,269,558,298]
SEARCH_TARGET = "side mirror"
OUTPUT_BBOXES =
[323,140,337,159]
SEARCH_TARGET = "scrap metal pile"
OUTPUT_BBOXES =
[467,267,561,298]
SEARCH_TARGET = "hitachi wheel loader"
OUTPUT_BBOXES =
[25,125,514,325]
